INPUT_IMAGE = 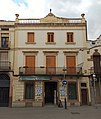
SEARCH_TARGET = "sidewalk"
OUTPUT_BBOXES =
[0,105,101,119]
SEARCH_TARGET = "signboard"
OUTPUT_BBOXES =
[62,80,67,86]
[59,87,65,96]
[19,76,50,81]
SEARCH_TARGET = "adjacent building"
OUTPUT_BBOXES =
[87,35,101,105]
[0,20,14,107]
[0,11,93,107]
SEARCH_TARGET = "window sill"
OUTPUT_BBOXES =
[65,42,76,45]
[45,42,56,45]
[25,42,36,44]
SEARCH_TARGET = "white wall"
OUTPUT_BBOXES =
[17,27,86,49]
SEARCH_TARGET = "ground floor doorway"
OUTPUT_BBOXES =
[0,74,10,107]
[81,89,88,105]
[45,82,57,104]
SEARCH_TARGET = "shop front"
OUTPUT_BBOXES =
[12,75,90,107]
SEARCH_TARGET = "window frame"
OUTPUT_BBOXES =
[47,32,54,43]
[68,82,77,100]
[24,82,34,100]
[66,32,74,43]
[27,32,35,43]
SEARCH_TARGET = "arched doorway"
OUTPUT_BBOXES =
[0,73,10,107]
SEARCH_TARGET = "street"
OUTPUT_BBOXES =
[0,105,101,119]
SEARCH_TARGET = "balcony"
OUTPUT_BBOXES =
[19,67,83,76]
[0,41,10,49]
[0,61,11,71]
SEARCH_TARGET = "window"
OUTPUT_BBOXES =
[1,33,9,48]
[0,52,9,69]
[47,32,54,42]
[25,83,34,99]
[66,56,76,74]
[81,83,87,87]
[67,32,73,42]
[68,82,77,100]
[46,56,56,74]
[27,32,34,43]
[1,28,9,31]
[25,56,35,74]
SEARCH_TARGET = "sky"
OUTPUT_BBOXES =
[0,0,101,40]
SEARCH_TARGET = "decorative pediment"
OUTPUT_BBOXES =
[40,9,68,23]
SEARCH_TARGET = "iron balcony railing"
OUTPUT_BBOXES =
[0,41,10,49]
[0,61,11,70]
[19,67,82,75]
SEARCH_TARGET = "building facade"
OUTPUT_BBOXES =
[0,11,91,107]
[87,35,101,105]
[0,20,15,107]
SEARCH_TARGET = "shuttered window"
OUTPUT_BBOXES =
[66,56,76,74]
[0,52,9,69]
[25,56,35,74]
[46,56,56,74]
[67,32,74,42]
[27,32,34,43]
[47,32,54,42]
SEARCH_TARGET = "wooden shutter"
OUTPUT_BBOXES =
[67,32,73,42]
[47,32,54,42]
[46,56,56,74]
[27,32,34,43]
[25,56,35,74]
[66,56,76,74]
[0,52,8,69]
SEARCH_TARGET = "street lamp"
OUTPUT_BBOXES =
[91,73,97,105]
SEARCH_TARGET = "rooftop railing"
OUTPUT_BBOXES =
[18,18,82,24]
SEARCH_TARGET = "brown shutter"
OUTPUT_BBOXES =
[67,32,73,42]
[46,56,56,74]
[66,56,76,74]
[27,32,34,43]
[47,32,54,42]
[25,56,35,74]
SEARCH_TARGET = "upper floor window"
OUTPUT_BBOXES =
[47,32,54,43]
[1,33,9,48]
[27,32,34,43]
[67,32,74,43]
[1,28,9,31]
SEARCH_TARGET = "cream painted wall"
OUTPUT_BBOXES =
[16,27,86,49]
[12,21,87,75]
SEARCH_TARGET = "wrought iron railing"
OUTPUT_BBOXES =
[0,61,11,70]
[19,67,82,75]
